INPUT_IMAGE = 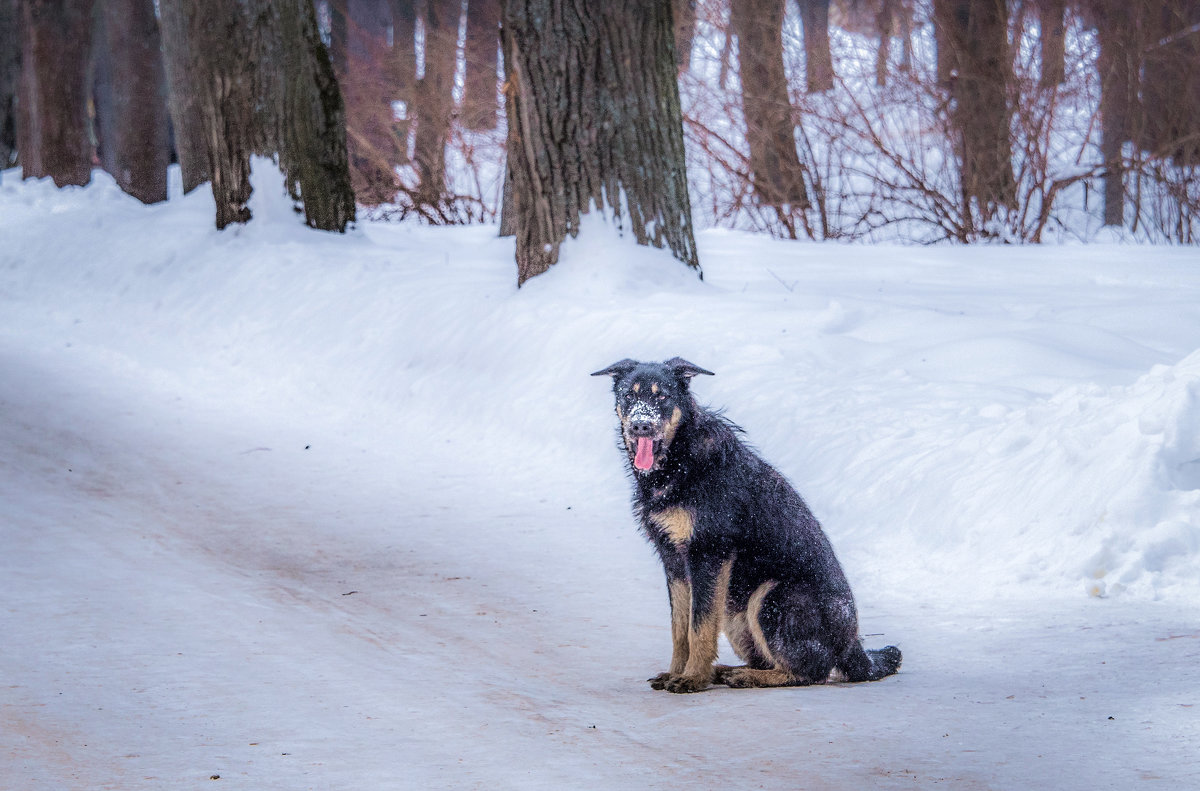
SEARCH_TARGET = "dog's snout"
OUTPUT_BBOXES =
[629,420,656,437]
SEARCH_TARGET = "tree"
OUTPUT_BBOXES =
[1037,0,1066,88]
[502,0,699,284]
[17,0,94,187]
[158,0,355,230]
[731,0,809,210]
[93,0,170,204]
[413,0,459,206]
[462,0,500,130]
[1092,0,1137,227]
[933,0,1016,225]
[795,0,833,93]
[0,0,19,168]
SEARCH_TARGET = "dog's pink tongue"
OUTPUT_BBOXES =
[634,437,655,470]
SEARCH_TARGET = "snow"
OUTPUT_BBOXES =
[2,165,1199,789]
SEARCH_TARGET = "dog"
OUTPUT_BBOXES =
[592,357,901,693]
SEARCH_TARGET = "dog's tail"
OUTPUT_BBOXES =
[840,642,902,682]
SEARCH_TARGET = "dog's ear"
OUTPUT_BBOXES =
[591,359,639,378]
[665,357,715,380]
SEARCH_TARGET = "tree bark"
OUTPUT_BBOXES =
[273,0,357,230]
[93,0,169,203]
[796,0,833,93]
[731,0,809,209]
[1038,0,1066,88]
[502,0,699,285]
[462,0,500,130]
[0,0,19,169]
[413,0,459,204]
[18,0,94,187]
[876,0,896,87]
[157,0,209,193]
[158,0,355,230]
[1093,0,1136,227]
[673,0,696,72]
[1141,0,1200,166]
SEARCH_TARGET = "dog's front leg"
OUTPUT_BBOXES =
[665,553,733,694]
[650,576,692,689]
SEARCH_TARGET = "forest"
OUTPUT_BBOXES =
[4,2,1200,789]
[3,0,1199,280]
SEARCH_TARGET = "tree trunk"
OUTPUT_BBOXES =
[876,0,896,87]
[502,0,699,285]
[1,0,20,169]
[413,0,459,205]
[18,0,94,187]
[274,0,357,230]
[462,0,500,130]
[1038,0,1066,88]
[1141,0,1200,166]
[94,0,170,203]
[797,0,833,93]
[157,0,209,193]
[934,0,1016,221]
[1094,0,1136,227]
[673,0,696,72]
[731,0,809,208]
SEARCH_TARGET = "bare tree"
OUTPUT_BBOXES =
[731,0,810,212]
[934,0,1017,224]
[413,0,460,205]
[502,0,699,284]
[462,0,500,130]
[1037,0,1066,87]
[17,0,94,187]
[796,0,833,93]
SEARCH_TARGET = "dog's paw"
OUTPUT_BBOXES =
[648,672,672,690]
[664,674,711,694]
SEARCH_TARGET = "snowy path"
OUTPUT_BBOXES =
[3,341,1198,791]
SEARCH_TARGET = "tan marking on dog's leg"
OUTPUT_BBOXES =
[746,580,779,668]
[649,507,694,546]
[672,559,733,691]
[662,406,684,446]
[668,579,691,674]
[721,667,797,688]
[723,610,753,663]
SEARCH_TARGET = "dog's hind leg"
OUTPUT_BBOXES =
[718,666,798,688]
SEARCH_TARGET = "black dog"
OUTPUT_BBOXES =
[593,357,901,693]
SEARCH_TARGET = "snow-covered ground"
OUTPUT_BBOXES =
[2,167,1198,789]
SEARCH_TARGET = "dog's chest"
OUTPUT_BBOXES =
[646,505,695,547]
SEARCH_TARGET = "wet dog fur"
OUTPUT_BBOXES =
[593,357,901,693]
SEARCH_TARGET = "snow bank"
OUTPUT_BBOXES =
[3,163,1200,603]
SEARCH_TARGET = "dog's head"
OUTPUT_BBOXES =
[591,357,714,474]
